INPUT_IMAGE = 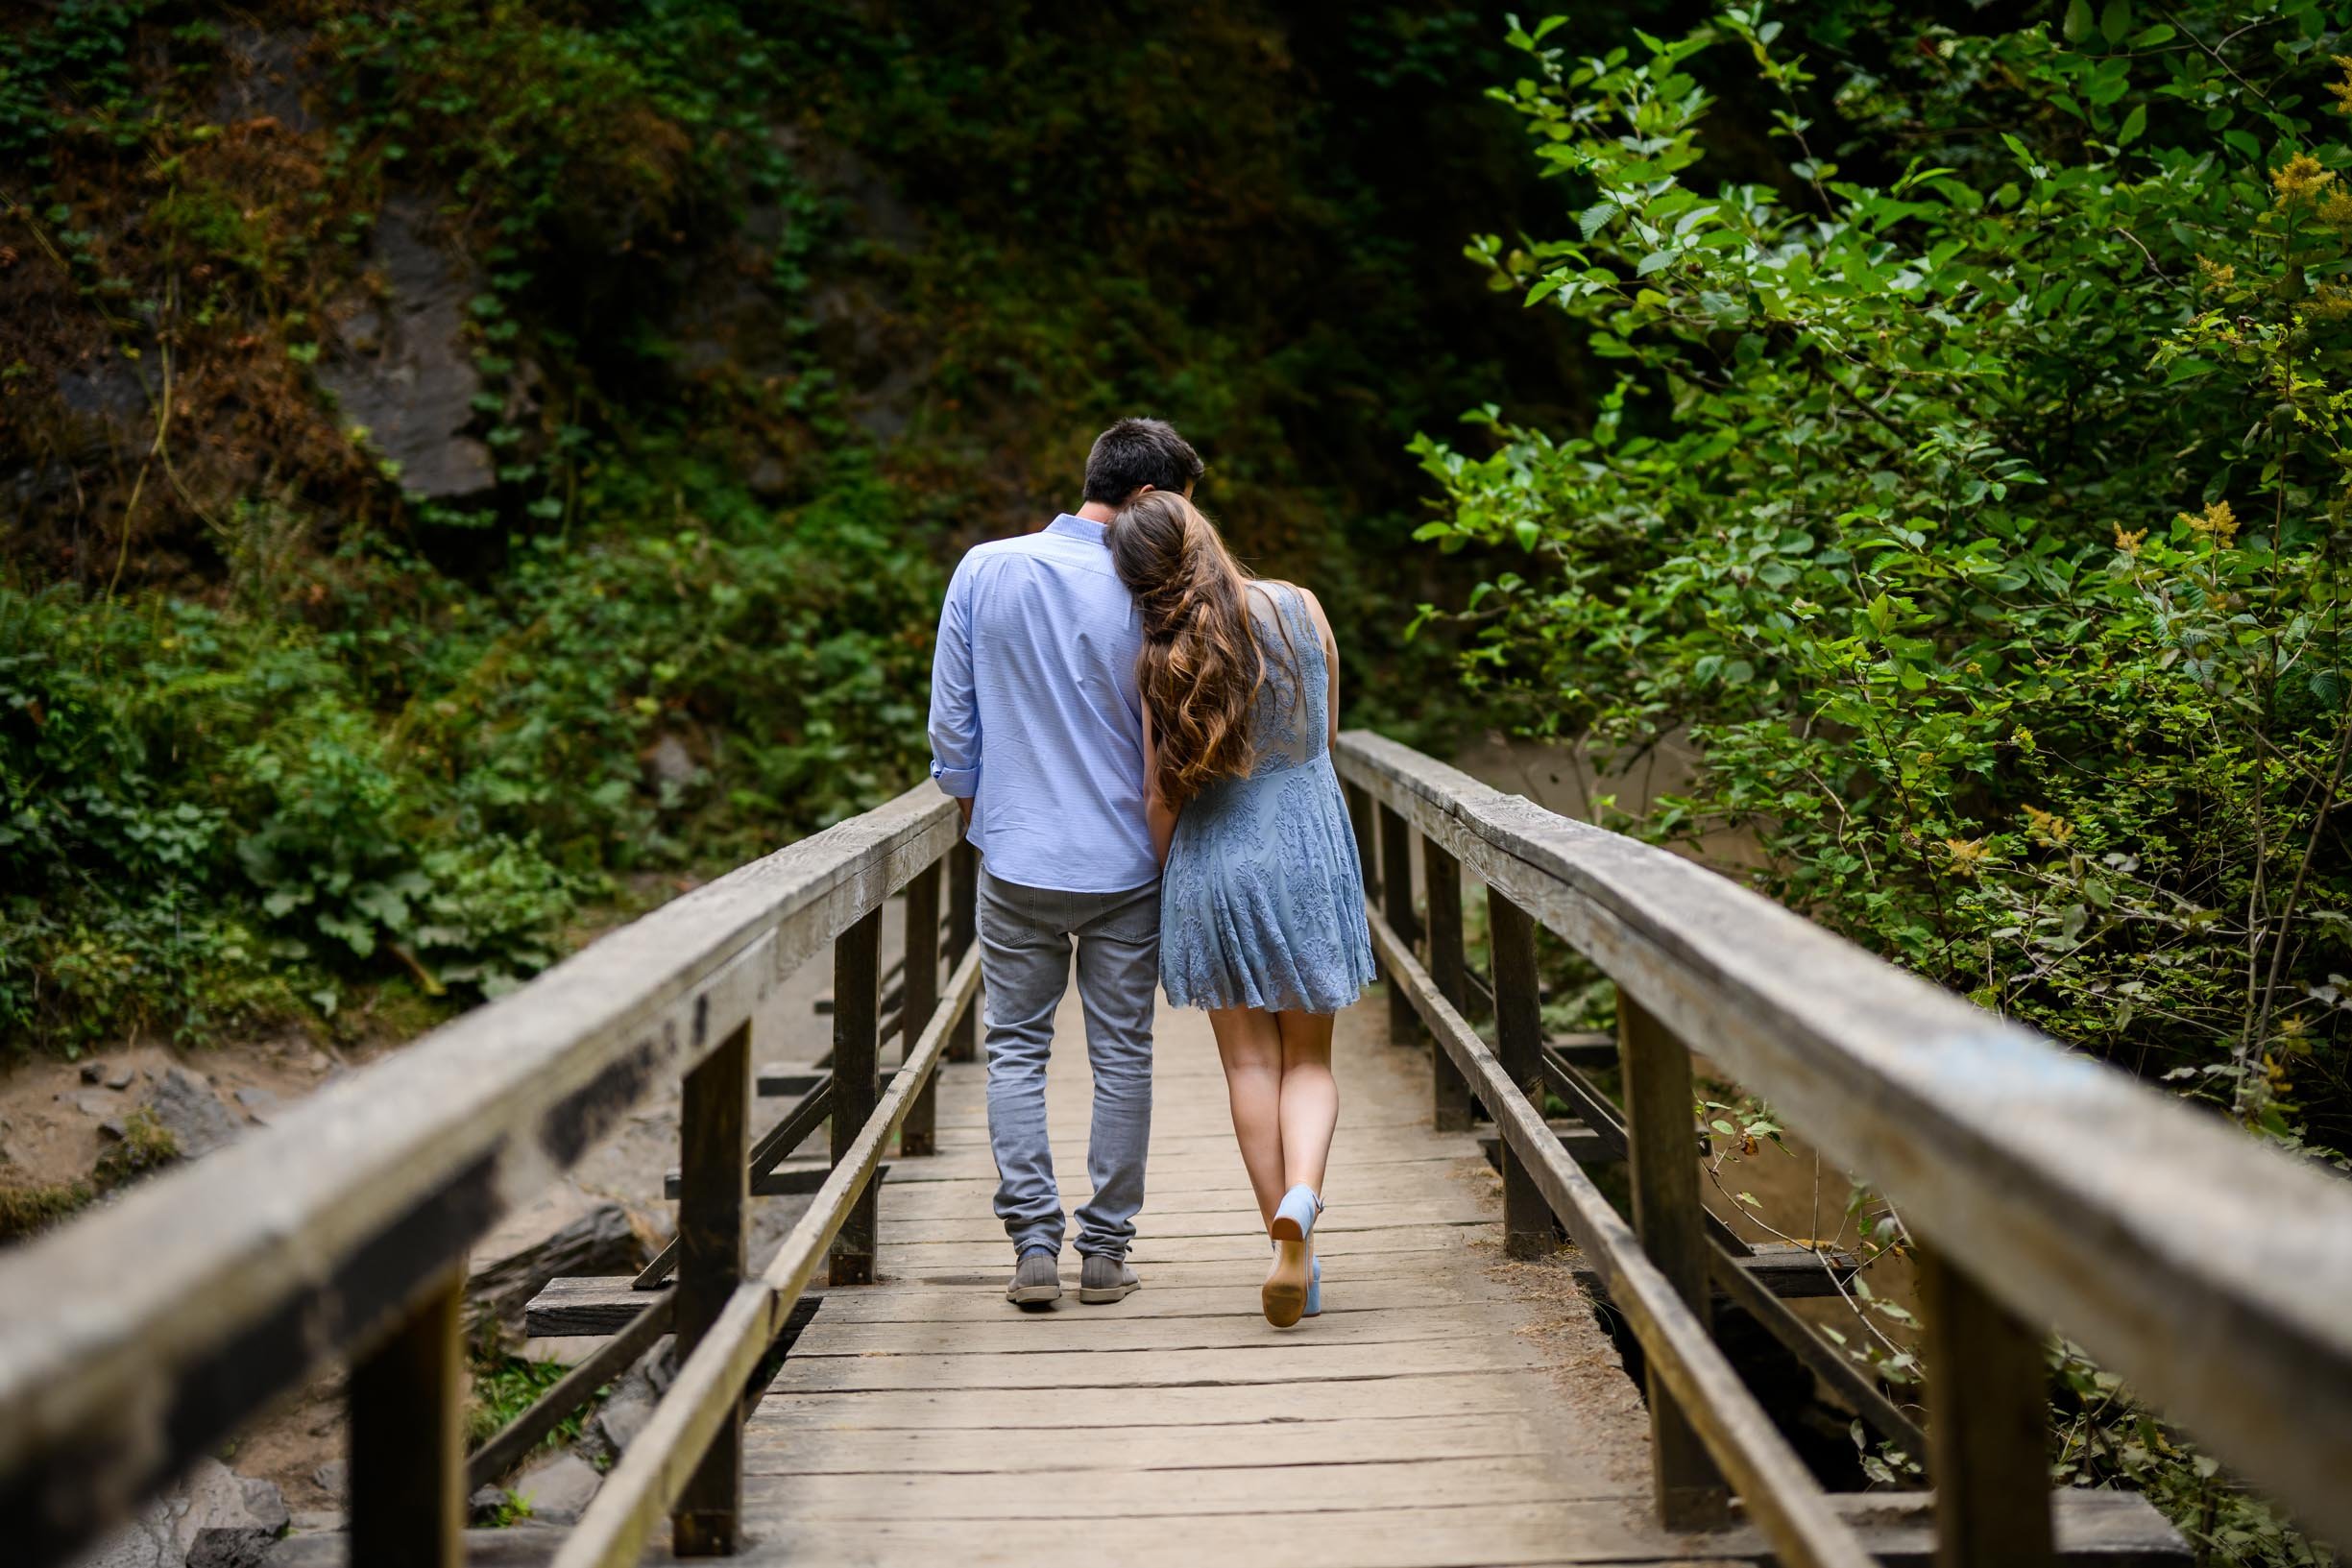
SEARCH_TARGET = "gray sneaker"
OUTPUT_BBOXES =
[1006,1250,1061,1308]
[1079,1254,1141,1304]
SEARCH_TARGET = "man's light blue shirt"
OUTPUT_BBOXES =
[928,514,1158,893]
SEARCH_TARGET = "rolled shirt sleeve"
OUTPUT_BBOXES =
[928,558,982,798]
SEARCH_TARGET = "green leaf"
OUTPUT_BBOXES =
[2117,104,2146,148]
[2062,0,2094,42]
[2098,0,2130,45]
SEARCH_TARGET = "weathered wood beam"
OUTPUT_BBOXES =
[550,945,981,1568]
[898,862,944,1157]
[1619,987,1729,1527]
[349,1267,465,1568]
[829,908,884,1288]
[1487,892,1553,1261]
[1337,732,2352,1542]
[1421,838,1474,1132]
[1365,905,1875,1568]
[0,785,957,1565]
[1378,803,1419,1050]
[669,1021,748,1554]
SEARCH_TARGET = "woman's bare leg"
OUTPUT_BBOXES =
[1274,1010,1339,1195]
[1209,1006,1287,1228]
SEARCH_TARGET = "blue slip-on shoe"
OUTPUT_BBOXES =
[1304,1255,1321,1318]
[1270,1184,1321,1244]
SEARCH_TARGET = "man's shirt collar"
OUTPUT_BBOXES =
[1045,513,1108,543]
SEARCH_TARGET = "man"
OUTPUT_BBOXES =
[928,418,1204,1308]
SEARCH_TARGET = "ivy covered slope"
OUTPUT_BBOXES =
[1,2,1575,1051]
[1416,0,2352,1168]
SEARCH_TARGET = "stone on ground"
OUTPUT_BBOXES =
[69,1459,288,1568]
[144,1069,244,1160]
[511,1451,600,1525]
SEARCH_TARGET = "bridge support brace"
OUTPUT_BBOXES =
[831,907,884,1286]
[1378,803,1420,1051]
[1421,840,1475,1132]
[1920,1245,2057,1568]
[349,1265,465,1567]
[1486,892,1555,1261]
[672,1019,749,1554]
[1618,988,1731,1529]
[899,863,943,1157]
[948,841,981,1064]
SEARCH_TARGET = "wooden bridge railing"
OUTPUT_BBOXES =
[1334,730,2352,1567]
[0,783,980,1567]
[5,735,2350,1568]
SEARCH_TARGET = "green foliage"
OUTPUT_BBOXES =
[0,0,153,172]
[90,1104,177,1187]
[6,2,1570,1049]
[0,1178,93,1242]
[0,450,940,1049]
[1418,1,2352,1149]
[1415,3,2352,1557]
[464,1345,599,1457]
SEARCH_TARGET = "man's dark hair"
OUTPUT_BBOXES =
[1083,418,1204,505]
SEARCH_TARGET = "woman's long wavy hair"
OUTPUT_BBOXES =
[1107,491,1294,808]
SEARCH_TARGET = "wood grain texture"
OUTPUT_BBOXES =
[897,863,942,1157]
[1337,731,2352,1541]
[0,784,958,1563]
[671,1022,749,1554]
[349,1267,465,1568]
[1366,904,1878,1568]
[1379,802,1420,1049]
[730,984,1676,1566]
[551,944,979,1568]
[1489,890,1555,1261]
[1919,1244,2057,1568]
[1422,837,1475,1131]
[828,909,884,1287]
[1619,990,1728,1528]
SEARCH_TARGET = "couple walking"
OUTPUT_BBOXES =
[927,418,1375,1326]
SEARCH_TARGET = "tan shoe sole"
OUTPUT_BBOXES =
[1263,1239,1310,1328]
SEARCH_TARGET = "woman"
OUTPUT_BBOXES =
[1106,490,1376,1328]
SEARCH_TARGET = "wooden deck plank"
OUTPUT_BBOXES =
[739,1412,1554,1474]
[731,982,1672,1565]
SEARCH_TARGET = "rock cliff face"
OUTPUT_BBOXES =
[315,197,495,499]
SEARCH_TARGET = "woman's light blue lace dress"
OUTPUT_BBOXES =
[1160,583,1377,1014]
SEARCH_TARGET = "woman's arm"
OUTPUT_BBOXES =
[1297,588,1342,748]
[1142,707,1180,865]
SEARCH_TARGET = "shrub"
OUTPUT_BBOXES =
[1413,6,2352,1559]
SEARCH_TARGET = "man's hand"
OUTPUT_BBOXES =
[958,796,974,832]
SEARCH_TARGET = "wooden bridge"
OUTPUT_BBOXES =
[4,733,2349,1567]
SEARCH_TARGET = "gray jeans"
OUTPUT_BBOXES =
[977,867,1159,1260]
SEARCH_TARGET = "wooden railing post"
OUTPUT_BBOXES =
[831,906,884,1285]
[671,1019,749,1554]
[1618,988,1729,1529]
[1346,781,1376,890]
[1378,803,1419,1049]
[1485,889,1552,1259]
[1421,839,1474,1131]
[947,840,980,1064]
[349,1266,465,1568]
[1919,1245,2056,1568]
[899,862,943,1156]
